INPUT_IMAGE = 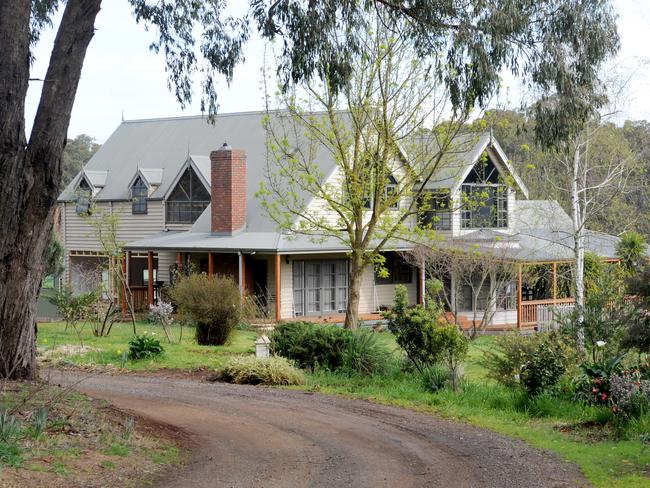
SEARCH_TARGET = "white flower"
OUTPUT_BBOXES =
[596,340,607,347]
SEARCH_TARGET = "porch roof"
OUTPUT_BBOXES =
[124,230,415,254]
[446,228,625,263]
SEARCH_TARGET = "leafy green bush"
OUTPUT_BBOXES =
[519,332,577,396]
[171,274,241,345]
[271,321,351,371]
[483,331,576,395]
[214,356,305,385]
[341,328,390,375]
[128,333,165,360]
[383,285,442,372]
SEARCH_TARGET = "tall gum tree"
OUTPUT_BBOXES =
[0,0,619,378]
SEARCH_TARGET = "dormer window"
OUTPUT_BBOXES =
[75,178,92,215]
[166,167,210,224]
[131,176,148,214]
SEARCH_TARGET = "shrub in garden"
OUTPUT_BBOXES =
[519,332,577,396]
[271,321,351,371]
[610,370,650,418]
[128,333,165,360]
[573,354,624,405]
[170,274,241,346]
[214,356,305,385]
[483,331,576,396]
[384,285,442,372]
[341,328,391,375]
[148,301,175,343]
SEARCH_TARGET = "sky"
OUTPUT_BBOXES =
[24,0,650,144]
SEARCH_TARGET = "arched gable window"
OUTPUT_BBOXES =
[75,178,92,215]
[165,167,210,224]
[461,155,508,229]
[131,175,148,214]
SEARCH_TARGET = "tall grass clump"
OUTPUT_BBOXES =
[214,356,305,385]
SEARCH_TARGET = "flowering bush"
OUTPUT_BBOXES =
[148,301,174,343]
[573,354,624,406]
[610,370,650,418]
[148,301,174,326]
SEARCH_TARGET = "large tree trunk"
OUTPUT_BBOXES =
[0,0,102,379]
[344,251,364,330]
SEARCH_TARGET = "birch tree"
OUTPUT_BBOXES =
[544,119,633,351]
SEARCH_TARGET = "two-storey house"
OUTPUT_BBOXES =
[58,112,626,330]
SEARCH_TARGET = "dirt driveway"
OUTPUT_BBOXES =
[47,370,588,488]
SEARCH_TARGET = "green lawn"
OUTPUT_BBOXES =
[38,321,256,371]
[37,322,650,487]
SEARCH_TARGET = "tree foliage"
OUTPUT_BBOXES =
[62,134,100,187]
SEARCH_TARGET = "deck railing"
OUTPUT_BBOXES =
[520,298,575,328]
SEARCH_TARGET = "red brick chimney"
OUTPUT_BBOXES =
[210,143,247,234]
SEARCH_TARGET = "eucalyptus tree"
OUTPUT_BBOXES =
[0,0,619,378]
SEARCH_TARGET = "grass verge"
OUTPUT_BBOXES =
[37,321,256,371]
[0,380,181,487]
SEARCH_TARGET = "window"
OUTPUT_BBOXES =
[386,174,398,209]
[375,252,412,285]
[75,178,92,215]
[461,184,508,229]
[496,280,517,310]
[418,190,451,230]
[165,167,210,224]
[131,176,148,214]
[460,155,508,229]
[293,260,348,316]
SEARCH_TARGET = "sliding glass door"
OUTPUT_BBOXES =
[293,260,348,316]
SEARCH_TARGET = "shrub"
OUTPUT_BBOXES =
[214,356,305,385]
[383,285,442,372]
[483,331,576,396]
[519,332,576,396]
[341,328,391,375]
[573,354,624,405]
[610,370,650,418]
[271,321,351,371]
[128,333,165,360]
[170,274,241,345]
[482,333,536,387]
[148,300,175,343]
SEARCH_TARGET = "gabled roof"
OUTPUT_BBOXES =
[422,132,529,197]
[83,170,108,188]
[58,111,339,232]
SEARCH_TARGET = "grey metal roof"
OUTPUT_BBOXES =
[58,111,338,232]
[512,200,573,232]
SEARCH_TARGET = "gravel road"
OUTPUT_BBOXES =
[47,370,588,488]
